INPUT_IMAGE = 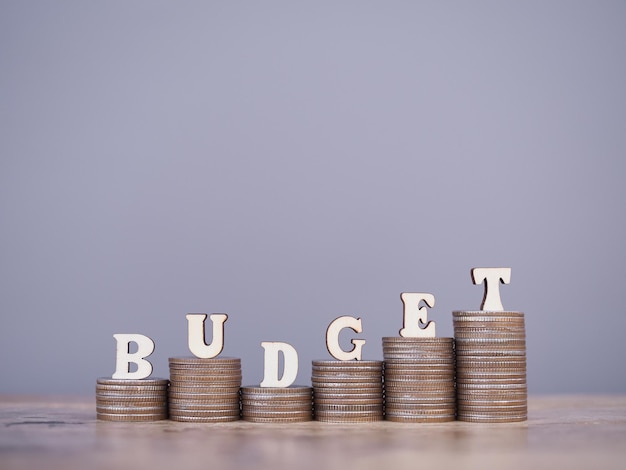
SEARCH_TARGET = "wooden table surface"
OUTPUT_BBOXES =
[1,395,625,470]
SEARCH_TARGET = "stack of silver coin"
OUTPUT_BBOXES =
[96,377,169,421]
[312,360,384,423]
[382,337,456,422]
[241,386,313,423]
[168,356,241,422]
[453,311,527,422]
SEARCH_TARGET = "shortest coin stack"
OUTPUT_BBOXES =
[382,337,456,422]
[168,357,242,422]
[241,386,313,423]
[312,360,384,423]
[96,377,169,421]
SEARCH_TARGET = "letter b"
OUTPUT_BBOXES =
[112,334,155,379]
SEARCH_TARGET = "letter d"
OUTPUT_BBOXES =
[260,342,298,388]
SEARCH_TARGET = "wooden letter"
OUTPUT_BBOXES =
[186,313,227,359]
[399,292,436,337]
[112,334,155,379]
[471,267,512,311]
[260,342,298,387]
[326,316,366,361]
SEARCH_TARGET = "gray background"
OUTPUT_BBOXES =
[1,1,625,396]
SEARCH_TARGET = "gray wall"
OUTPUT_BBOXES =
[1,1,625,395]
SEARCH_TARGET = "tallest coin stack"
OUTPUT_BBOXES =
[452,311,527,422]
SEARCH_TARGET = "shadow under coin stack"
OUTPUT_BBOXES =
[453,311,527,422]
[312,360,384,423]
[96,378,169,421]
[168,357,241,422]
[241,386,313,423]
[382,337,456,422]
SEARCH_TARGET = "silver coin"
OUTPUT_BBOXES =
[383,354,454,360]
[458,404,527,412]
[453,320,526,327]
[315,415,384,423]
[384,397,455,405]
[168,402,240,410]
[314,410,383,418]
[456,355,526,362]
[456,365,526,372]
[457,415,527,423]
[311,371,383,379]
[169,361,241,368]
[312,360,383,367]
[313,393,384,401]
[457,371,526,378]
[457,393,527,402]
[455,337,526,344]
[383,343,453,349]
[96,405,167,414]
[95,384,169,393]
[384,373,454,381]
[384,407,456,416]
[458,409,528,417]
[312,378,382,385]
[382,348,453,354]
[96,398,167,407]
[96,377,169,386]
[241,404,312,412]
[384,368,455,374]
[453,310,524,316]
[241,400,312,409]
[313,382,383,390]
[169,356,241,364]
[384,383,455,391]
[385,414,455,423]
[168,408,241,417]
[455,350,526,356]
[169,361,241,367]
[97,412,168,422]
[454,324,526,330]
[457,377,526,384]
[168,391,240,399]
[315,403,383,412]
[243,415,312,423]
[314,397,383,405]
[457,385,527,393]
[382,336,454,342]
[382,343,453,349]
[242,410,313,419]
[169,383,240,390]
[96,393,167,400]
[169,372,242,380]
[241,397,312,406]
[383,363,455,370]
[383,354,455,360]
[385,401,455,410]
[169,414,240,422]
[241,385,311,393]
[312,364,383,372]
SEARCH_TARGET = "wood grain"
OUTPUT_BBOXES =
[1,395,625,469]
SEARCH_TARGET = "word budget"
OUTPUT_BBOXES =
[100,267,527,424]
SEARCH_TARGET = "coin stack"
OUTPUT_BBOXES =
[96,377,169,421]
[168,356,241,422]
[382,337,456,422]
[453,311,527,423]
[311,360,384,423]
[241,386,313,423]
